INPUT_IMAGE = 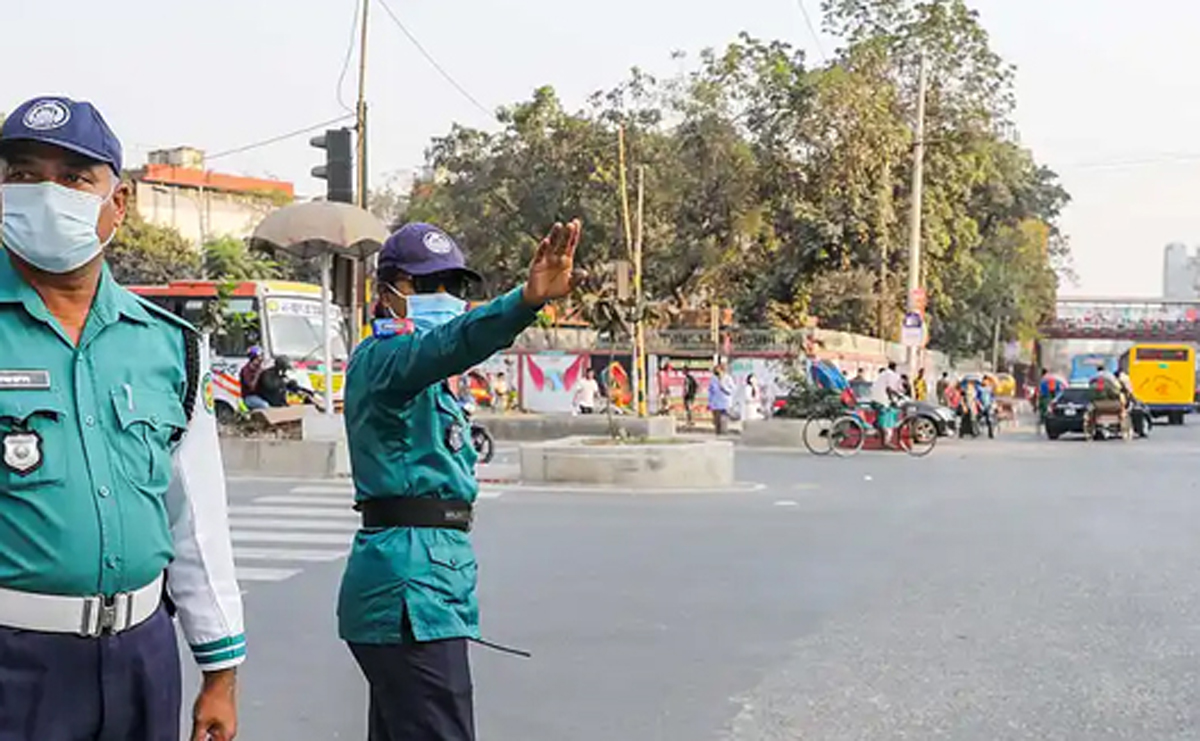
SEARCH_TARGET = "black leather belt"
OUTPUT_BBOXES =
[355,497,474,532]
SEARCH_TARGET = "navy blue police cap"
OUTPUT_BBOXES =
[0,97,122,174]
[378,223,482,282]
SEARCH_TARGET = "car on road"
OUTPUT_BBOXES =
[1044,387,1092,439]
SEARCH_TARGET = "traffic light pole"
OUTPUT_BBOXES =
[355,0,371,348]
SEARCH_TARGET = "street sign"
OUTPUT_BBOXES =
[901,312,924,347]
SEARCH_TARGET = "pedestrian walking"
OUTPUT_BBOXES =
[708,363,734,434]
[340,219,583,740]
[0,96,244,740]
[682,368,698,427]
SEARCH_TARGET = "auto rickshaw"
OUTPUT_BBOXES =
[1083,371,1132,441]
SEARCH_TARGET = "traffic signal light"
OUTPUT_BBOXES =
[310,128,353,203]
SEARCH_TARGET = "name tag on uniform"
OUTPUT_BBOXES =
[0,371,50,390]
[372,318,414,339]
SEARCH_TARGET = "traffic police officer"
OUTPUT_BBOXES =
[0,97,244,740]
[339,219,582,740]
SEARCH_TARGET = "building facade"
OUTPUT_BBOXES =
[1163,242,1200,300]
[130,147,294,247]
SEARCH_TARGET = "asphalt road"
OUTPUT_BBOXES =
[191,423,1200,740]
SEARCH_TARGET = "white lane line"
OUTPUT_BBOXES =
[291,485,354,495]
[230,518,356,532]
[230,505,357,519]
[234,547,347,562]
[256,496,352,507]
[235,567,302,582]
[232,531,351,545]
[774,500,800,507]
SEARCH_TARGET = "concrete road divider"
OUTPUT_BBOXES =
[221,438,351,479]
[477,413,676,442]
[520,436,735,488]
[740,419,807,448]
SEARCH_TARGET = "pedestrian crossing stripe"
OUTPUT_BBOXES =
[231,483,502,587]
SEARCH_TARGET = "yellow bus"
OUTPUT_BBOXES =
[1119,343,1197,425]
[128,280,349,421]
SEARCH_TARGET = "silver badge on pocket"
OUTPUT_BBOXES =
[3,431,42,476]
[446,422,465,453]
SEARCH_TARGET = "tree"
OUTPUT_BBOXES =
[203,236,279,281]
[107,211,200,284]
[403,8,1069,359]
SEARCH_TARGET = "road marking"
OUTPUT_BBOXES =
[256,496,352,507]
[229,518,356,532]
[234,547,347,562]
[232,531,351,545]
[235,566,302,582]
[774,500,799,507]
[230,505,357,519]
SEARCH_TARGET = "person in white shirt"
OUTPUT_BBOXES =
[574,368,600,414]
[871,362,902,405]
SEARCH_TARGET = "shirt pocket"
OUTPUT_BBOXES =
[0,392,67,490]
[110,387,188,494]
[425,539,478,604]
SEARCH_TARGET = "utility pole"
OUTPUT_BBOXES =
[635,166,647,417]
[617,126,637,414]
[906,53,929,376]
[354,0,371,347]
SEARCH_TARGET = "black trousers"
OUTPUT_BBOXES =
[348,632,475,741]
[0,605,181,741]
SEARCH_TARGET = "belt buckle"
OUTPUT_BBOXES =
[81,592,133,637]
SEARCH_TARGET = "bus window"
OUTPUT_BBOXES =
[180,298,262,358]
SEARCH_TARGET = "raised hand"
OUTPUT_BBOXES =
[523,219,583,306]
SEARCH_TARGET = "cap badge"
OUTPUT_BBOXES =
[423,231,453,255]
[23,100,71,131]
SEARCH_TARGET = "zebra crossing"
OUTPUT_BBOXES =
[229,481,504,588]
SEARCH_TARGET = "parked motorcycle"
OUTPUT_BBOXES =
[459,401,495,464]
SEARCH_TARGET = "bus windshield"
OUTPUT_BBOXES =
[264,298,349,362]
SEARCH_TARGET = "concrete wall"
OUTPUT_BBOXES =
[520,437,735,487]
[134,181,276,246]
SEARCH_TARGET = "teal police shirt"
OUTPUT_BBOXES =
[0,254,247,670]
[338,286,541,644]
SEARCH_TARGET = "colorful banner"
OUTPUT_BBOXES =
[522,353,589,413]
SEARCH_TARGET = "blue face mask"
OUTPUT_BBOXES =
[1,181,116,274]
[404,291,468,332]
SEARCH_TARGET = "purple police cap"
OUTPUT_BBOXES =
[0,97,122,175]
[378,223,481,281]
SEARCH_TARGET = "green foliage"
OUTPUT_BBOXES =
[106,211,200,284]
[202,236,279,281]
[405,0,1070,358]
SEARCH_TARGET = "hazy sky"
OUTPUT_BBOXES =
[6,0,1199,298]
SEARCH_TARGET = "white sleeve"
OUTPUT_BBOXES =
[165,338,246,672]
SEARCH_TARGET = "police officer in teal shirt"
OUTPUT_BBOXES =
[0,97,244,740]
[339,219,582,740]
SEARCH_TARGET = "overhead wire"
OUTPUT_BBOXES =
[336,0,362,113]
[795,0,829,64]
[205,114,356,161]
[375,0,494,118]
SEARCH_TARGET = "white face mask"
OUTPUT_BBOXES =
[1,180,117,274]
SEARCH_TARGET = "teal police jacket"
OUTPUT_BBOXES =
[338,286,541,644]
[0,255,246,670]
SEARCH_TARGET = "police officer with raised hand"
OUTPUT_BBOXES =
[340,219,583,740]
[0,97,244,740]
